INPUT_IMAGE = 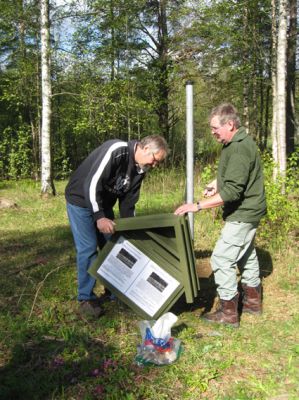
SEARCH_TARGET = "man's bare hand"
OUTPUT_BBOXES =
[97,218,116,234]
[174,203,197,215]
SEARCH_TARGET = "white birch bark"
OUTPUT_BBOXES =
[40,0,55,195]
[271,0,278,180]
[242,5,249,134]
[276,0,288,188]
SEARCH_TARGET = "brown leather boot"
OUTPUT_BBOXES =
[242,284,262,315]
[201,294,239,328]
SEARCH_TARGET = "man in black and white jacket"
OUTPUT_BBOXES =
[65,135,169,317]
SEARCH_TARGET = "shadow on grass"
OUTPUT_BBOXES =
[170,280,217,317]
[0,330,116,400]
[170,246,273,317]
[0,225,74,306]
[256,247,273,278]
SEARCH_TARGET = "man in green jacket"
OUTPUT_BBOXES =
[175,103,266,327]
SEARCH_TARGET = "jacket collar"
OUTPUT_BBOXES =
[230,126,247,143]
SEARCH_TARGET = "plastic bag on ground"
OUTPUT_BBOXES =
[135,312,182,366]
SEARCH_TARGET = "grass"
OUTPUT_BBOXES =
[0,171,298,400]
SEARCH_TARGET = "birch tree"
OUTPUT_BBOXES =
[286,0,297,154]
[242,5,250,133]
[40,0,55,195]
[271,0,278,179]
[275,0,288,186]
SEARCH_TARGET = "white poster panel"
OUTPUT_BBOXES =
[97,236,180,317]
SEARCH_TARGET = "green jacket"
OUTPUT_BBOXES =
[217,127,267,223]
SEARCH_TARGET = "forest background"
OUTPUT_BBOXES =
[0,0,298,186]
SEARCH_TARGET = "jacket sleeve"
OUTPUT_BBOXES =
[83,142,127,221]
[219,153,251,203]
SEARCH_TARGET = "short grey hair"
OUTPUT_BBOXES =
[209,103,241,129]
[139,135,169,155]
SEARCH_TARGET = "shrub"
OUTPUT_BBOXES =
[0,125,33,179]
[259,150,299,249]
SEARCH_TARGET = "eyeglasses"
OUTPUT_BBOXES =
[210,120,232,131]
[152,152,160,163]
[151,152,165,165]
[210,124,224,131]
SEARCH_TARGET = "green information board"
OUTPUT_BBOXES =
[88,214,199,319]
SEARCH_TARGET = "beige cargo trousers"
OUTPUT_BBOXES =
[211,221,260,300]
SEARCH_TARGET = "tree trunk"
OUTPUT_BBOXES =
[252,67,258,140]
[258,63,264,146]
[276,0,288,189]
[157,0,169,139]
[263,84,271,150]
[286,0,297,155]
[40,0,55,196]
[251,8,258,141]
[271,0,279,180]
[31,32,42,181]
[242,5,249,133]
[110,0,116,81]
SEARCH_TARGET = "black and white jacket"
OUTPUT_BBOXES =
[65,139,145,221]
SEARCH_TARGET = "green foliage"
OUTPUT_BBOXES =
[0,0,294,178]
[0,124,33,179]
[197,162,218,189]
[259,150,299,249]
[53,151,72,180]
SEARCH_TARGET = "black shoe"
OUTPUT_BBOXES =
[97,290,116,304]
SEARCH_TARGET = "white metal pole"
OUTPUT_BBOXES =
[186,81,194,239]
